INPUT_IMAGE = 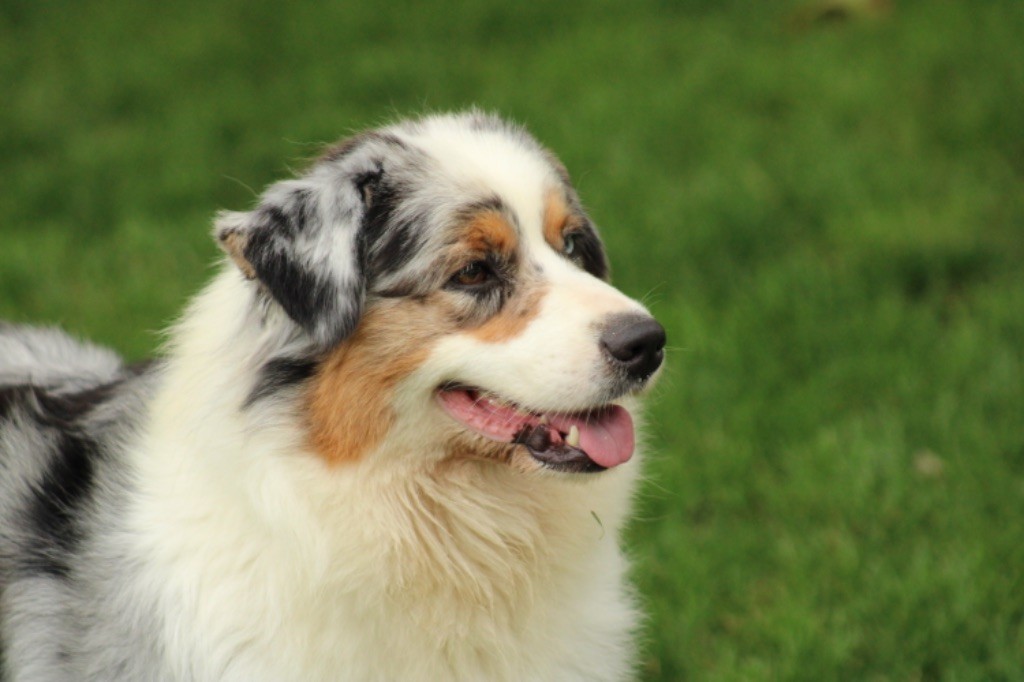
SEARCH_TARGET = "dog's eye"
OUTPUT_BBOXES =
[450,261,493,287]
[562,233,577,257]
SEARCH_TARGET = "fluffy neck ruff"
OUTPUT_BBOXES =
[128,269,639,679]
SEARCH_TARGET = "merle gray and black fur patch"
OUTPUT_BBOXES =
[4,382,120,577]
[23,430,101,577]
[242,222,357,342]
[244,356,318,407]
[567,221,610,281]
[217,175,368,350]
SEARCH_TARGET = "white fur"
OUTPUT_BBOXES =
[120,269,642,680]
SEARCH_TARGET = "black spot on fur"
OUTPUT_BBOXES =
[2,380,121,437]
[289,189,316,235]
[244,356,318,407]
[568,222,609,280]
[458,195,508,217]
[258,189,315,239]
[11,381,120,578]
[24,430,100,577]
[354,165,384,205]
[33,382,122,428]
[235,181,365,348]
[371,216,425,276]
[0,384,21,421]
[243,227,345,336]
[262,206,292,235]
[360,176,425,277]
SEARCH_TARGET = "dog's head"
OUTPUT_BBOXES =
[215,112,665,474]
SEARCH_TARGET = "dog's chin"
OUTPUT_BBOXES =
[435,385,636,474]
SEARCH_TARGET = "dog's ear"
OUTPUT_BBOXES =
[214,171,373,350]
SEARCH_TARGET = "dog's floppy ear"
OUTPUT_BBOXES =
[214,172,371,350]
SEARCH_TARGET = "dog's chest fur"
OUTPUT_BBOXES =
[86,272,638,681]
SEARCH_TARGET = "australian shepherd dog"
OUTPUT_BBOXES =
[0,112,665,681]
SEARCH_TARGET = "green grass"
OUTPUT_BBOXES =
[2,0,1023,678]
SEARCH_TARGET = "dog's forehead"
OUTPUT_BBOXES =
[388,115,566,228]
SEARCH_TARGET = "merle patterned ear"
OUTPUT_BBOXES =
[214,177,366,350]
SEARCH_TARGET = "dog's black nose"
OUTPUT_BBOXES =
[600,313,666,381]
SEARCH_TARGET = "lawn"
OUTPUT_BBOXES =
[2,0,1023,678]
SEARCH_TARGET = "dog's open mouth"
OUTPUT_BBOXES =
[436,386,634,473]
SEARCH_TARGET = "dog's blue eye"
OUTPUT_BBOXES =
[563,233,576,257]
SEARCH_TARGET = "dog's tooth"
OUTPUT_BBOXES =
[539,415,550,426]
[566,425,580,448]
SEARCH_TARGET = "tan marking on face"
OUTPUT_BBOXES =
[544,190,591,256]
[470,283,547,344]
[462,209,517,257]
[450,207,546,344]
[306,300,442,465]
[306,208,541,464]
[543,190,570,250]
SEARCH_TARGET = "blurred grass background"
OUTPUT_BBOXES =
[2,0,1022,678]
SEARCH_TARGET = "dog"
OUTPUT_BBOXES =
[0,112,665,681]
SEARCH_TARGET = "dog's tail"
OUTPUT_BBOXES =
[0,322,125,392]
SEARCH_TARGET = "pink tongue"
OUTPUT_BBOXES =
[550,406,635,469]
[437,389,636,469]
